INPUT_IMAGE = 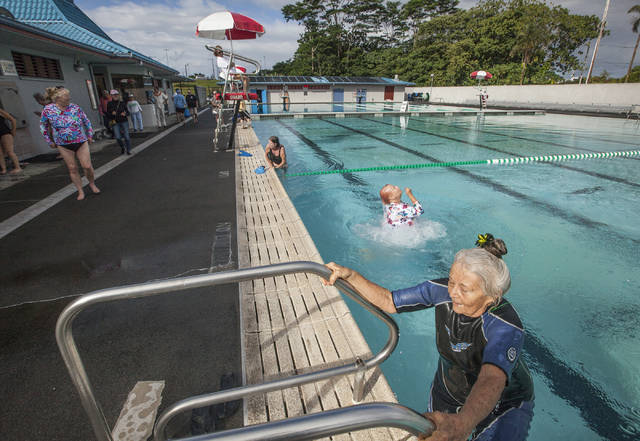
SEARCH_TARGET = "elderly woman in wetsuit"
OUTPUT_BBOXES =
[323,234,534,441]
[40,87,100,200]
[264,136,287,169]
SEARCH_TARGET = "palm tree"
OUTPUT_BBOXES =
[625,5,640,83]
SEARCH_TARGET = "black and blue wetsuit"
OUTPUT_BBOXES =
[392,278,534,440]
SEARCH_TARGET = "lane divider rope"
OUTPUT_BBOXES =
[283,149,640,177]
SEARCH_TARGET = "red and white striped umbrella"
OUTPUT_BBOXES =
[470,70,492,80]
[196,11,265,40]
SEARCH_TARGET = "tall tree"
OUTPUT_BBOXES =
[510,5,551,84]
[625,5,640,83]
[402,0,459,47]
[278,0,599,84]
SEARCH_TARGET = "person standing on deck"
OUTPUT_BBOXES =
[173,89,187,123]
[185,91,199,124]
[0,108,22,174]
[107,90,131,155]
[39,87,100,200]
[99,89,113,137]
[127,94,144,132]
[153,87,168,128]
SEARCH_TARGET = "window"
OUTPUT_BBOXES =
[11,52,63,80]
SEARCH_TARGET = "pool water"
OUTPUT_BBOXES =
[253,113,640,440]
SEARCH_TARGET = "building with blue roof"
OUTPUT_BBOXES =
[0,0,183,158]
[245,74,415,109]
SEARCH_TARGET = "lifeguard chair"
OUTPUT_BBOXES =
[196,11,264,149]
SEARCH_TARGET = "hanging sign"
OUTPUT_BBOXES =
[0,60,18,76]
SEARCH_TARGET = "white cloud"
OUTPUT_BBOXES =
[84,0,303,76]
[245,0,294,8]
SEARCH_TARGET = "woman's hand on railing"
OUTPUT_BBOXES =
[322,262,355,286]
[419,412,473,441]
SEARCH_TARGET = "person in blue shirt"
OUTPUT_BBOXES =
[173,89,187,122]
[323,233,534,441]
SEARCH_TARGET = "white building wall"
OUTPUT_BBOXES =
[406,84,640,113]
[0,44,99,159]
[260,84,409,106]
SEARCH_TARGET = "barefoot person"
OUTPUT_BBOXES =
[0,108,22,174]
[40,87,100,200]
[380,184,424,226]
[323,233,534,441]
[264,136,287,169]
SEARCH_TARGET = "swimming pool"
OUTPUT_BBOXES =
[252,113,640,440]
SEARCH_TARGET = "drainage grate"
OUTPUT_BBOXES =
[211,222,233,270]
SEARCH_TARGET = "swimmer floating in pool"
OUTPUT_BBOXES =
[380,184,424,226]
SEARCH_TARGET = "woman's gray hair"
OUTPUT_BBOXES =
[453,248,511,302]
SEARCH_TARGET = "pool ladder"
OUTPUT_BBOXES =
[56,261,435,441]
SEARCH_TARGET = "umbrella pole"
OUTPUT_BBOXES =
[215,38,234,149]
[229,38,236,93]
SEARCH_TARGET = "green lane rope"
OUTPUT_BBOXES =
[283,149,640,177]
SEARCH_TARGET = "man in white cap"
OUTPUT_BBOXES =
[106,89,132,154]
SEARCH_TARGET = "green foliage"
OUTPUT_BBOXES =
[276,0,601,85]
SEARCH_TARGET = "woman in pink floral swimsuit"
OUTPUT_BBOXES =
[40,87,100,200]
[380,184,424,226]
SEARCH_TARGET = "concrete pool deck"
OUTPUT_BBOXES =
[234,127,410,440]
[0,107,414,440]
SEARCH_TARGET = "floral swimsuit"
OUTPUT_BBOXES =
[384,201,424,227]
[40,103,93,146]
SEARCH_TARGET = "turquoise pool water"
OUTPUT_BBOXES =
[253,114,640,440]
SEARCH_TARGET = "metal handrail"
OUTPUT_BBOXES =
[174,403,434,441]
[55,261,399,441]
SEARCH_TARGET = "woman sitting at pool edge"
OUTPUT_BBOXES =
[323,233,534,441]
[265,136,287,169]
[380,184,424,226]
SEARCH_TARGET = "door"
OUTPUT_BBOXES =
[260,90,267,114]
[356,88,367,105]
[332,88,344,111]
[384,86,394,101]
[249,89,258,113]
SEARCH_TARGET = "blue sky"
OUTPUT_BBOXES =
[75,0,639,79]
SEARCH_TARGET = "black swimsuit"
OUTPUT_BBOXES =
[59,142,85,152]
[0,115,11,137]
[267,147,283,165]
